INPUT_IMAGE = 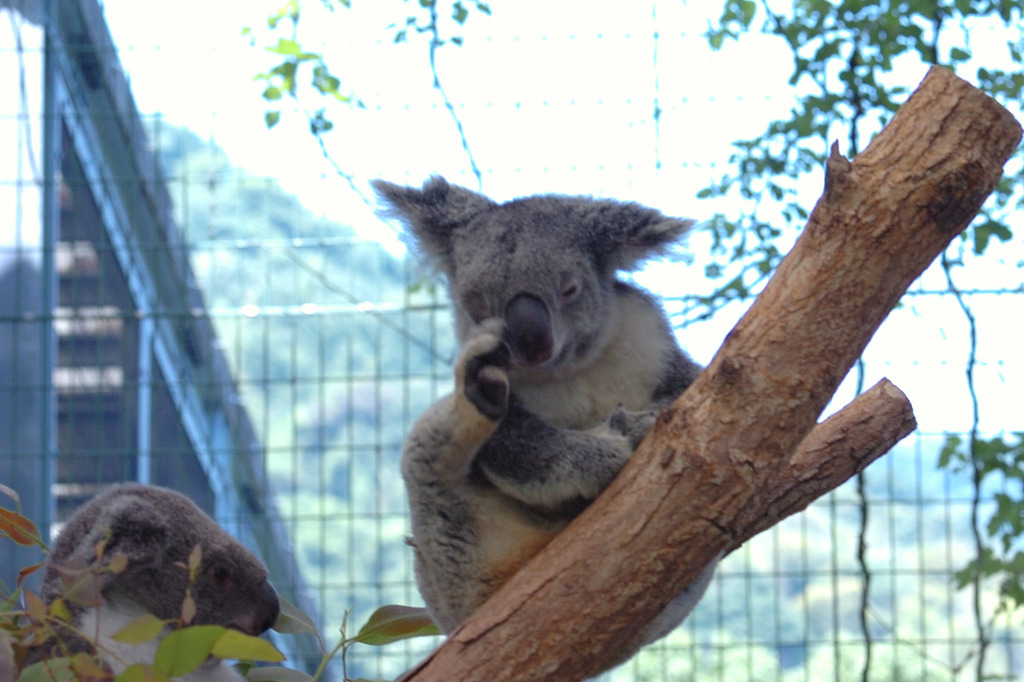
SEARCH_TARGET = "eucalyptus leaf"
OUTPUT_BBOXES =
[351,605,441,646]
[154,625,224,676]
[15,657,75,682]
[116,663,172,682]
[246,667,316,682]
[112,613,167,644]
[210,629,285,663]
[273,596,319,637]
[0,506,42,547]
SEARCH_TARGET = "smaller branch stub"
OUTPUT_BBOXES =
[824,140,854,202]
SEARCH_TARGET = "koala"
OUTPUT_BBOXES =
[375,177,718,663]
[27,483,280,681]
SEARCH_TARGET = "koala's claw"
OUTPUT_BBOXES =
[607,405,658,449]
[461,326,512,421]
[606,405,630,434]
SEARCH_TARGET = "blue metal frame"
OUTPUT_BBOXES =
[5,0,321,667]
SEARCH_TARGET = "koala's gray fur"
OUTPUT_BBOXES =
[30,483,279,681]
[375,177,718,664]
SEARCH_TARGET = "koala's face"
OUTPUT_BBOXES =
[374,177,694,378]
[43,484,280,638]
[446,200,614,374]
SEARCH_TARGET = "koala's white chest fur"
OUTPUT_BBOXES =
[512,300,674,428]
[77,604,245,682]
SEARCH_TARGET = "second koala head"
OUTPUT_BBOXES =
[40,483,280,642]
[374,177,694,378]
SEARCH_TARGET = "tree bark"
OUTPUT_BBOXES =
[401,66,1022,681]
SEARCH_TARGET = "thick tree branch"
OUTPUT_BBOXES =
[403,66,1022,681]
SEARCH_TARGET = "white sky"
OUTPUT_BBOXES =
[96,0,1023,435]
[98,1,800,232]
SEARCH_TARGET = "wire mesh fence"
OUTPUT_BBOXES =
[2,1,1023,680]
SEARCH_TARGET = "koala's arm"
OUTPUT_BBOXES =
[402,325,510,488]
[474,402,647,513]
[406,320,655,514]
[404,320,643,508]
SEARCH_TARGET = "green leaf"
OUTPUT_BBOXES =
[311,65,348,101]
[116,664,172,682]
[154,625,224,676]
[45,593,70,622]
[113,613,167,644]
[269,62,298,92]
[16,657,76,682]
[937,434,963,469]
[452,1,468,24]
[309,111,334,135]
[737,0,756,27]
[972,219,1013,255]
[266,37,299,55]
[105,553,128,574]
[265,38,320,62]
[187,545,202,575]
[210,629,285,663]
[265,111,281,129]
[949,46,971,62]
[273,596,319,637]
[351,605,441,646]
[68,652,111,679]
[267,0,300,29]
[246,666,315,682]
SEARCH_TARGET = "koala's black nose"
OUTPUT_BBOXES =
[257,580,282,633]
[233,578,281,636]
[505,293,553,366]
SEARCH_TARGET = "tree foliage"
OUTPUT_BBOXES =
[699,0,1023,316]
[245,0,355,133]
[245,0,490,138]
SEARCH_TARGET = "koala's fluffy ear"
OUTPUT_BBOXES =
[42,490,171,606]
[372,176,494,270]
[587,200,696,273]
[94,494,170,564]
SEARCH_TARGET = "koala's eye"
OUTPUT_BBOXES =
[560,281,581,302]
[209,564,232,586]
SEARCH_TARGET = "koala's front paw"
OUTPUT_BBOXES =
[607,405,658,450]
[459,322,512,421]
